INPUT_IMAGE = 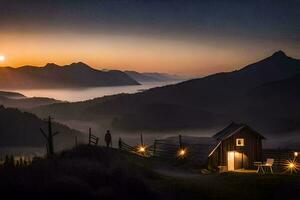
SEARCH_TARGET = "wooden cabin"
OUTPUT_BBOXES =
[208,122,265,171]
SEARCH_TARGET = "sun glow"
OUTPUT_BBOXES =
[0,55,5,62]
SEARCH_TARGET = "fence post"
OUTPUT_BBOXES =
[179,134,182,148]
[140,133,144,146]
[75,136,78,148]
[118,138,122,149]
[153,139,157,156]
[88,128,92,145]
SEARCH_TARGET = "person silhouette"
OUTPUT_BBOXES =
[105,130,112,147]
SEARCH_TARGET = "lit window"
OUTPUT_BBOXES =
[236,138,244,146]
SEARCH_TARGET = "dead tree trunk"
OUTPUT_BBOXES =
[40,116,59,158]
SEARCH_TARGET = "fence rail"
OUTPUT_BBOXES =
[118,135,214,163]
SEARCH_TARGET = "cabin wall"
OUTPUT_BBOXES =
[209,128,263,170]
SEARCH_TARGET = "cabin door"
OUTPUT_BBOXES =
[227,151,235,171]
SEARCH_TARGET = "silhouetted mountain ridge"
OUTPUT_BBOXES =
[0,62,139,89]
[32,51,300,136]
[0,91,25,99]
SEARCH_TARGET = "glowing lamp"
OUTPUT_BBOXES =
[179,149,185,156]
[177,148,187,158]
[294,152,298,157]
[137,145,147,154]
[284,160,299,174]
[289,163,295,169]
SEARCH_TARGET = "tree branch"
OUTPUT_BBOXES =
[53,131,60,137]
[40,128,48,140]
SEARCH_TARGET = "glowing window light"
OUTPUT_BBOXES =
[236,138,244,147]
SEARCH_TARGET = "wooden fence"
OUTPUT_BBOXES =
[118,135,214,164]
[118,137,184,159]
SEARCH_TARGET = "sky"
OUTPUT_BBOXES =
[0,0,300,76]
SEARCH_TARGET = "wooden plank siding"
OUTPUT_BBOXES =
[209,126,263,170]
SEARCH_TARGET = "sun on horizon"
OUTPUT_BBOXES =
[0,55,5,62]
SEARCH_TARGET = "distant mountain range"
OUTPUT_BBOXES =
[31,51,300,141]
[125,71,183,82]
[0,105,83,149]
[0,62,139,89]
[0,91,26,99]
[0,91,61,109]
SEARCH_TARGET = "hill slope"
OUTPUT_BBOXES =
[0,106,83,149]
[0,91,62,109]
[0,62,139,89]
[32,51,300,135]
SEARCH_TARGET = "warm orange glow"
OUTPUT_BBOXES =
[236,138,245,146]
[177,148,187,158]
[0,55,5,62]
[227,151,235,171]
[0,31,273,76]
[284,160,299,174]
[294,152,298,157]
[137,145,148,156]
[138,146,146,153]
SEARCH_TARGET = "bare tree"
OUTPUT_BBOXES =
[40,116,59,158]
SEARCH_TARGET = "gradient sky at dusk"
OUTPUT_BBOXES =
[0,0,299,76]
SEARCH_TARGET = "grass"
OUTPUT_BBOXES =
[152,172,300,200]
[0,145,299,200]
[0,145,157,200]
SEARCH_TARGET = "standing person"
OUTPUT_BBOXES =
[105,130,112,147]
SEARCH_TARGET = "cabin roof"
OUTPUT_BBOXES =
[212,122,265,141]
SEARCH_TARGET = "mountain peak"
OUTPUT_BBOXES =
[68,62,94,70]
[70,62,90,67]
[44,63,59,68]
[271,50,287,58]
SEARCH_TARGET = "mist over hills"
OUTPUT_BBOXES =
[0,91,61,109]
[0,62,139,89]
[31,51,300,139]
[125,71,183,82]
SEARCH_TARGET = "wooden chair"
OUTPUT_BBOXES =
[256,158,274,174]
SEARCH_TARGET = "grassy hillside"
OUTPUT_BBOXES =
[0,145,157,200]
[0,145,299,200]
